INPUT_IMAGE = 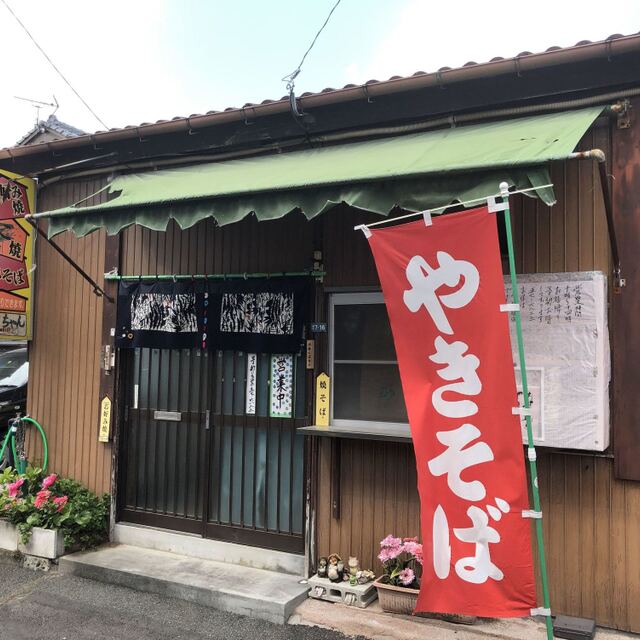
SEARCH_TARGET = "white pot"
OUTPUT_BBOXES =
[0,519,18,552]
[18,527,65,559]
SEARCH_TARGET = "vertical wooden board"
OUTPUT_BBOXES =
[610,473,628,630]
[349,440,364,559]
[371,440,387,571]
[535,197,551,273]
[396,444,409,537]
[549,162,567,272]
[338,441,353,558]
[593,458,614,626]
[510,196,525,274]
[578,152,596,271]
[625,481,640,631]
[612,102,640,482]
[521,194,538,273]
[578,456,596,618]
[592,125,612,273]
[563,158,581,272]
[360,439,376,571]
[563,455,582,615]
[547,454,567,614]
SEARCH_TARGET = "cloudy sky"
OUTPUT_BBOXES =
[0,0,638,148]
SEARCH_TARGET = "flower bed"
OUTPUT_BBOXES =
[0,466,109,558]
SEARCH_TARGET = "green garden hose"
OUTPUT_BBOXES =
[0,417,48,474]
[22,417,48,473]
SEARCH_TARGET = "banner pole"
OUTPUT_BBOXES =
[499,182,554,640]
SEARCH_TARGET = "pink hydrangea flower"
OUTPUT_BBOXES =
[7,478,24,498]
[380,534,402,548]
[52,496,68,512]
[34,489,51,509]
[403,540,423,558]
[378,534,404,563]
[398,567,415,586]
[41,474,57,490]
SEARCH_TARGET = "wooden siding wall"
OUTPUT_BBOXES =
[27,178,111,494]
[317,124,640,633]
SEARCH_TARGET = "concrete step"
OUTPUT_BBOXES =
[113,522,304,576]
[59,544,308,625]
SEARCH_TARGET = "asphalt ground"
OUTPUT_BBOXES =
[0,559,362,640]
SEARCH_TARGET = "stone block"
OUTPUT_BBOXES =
[307,575,378,608]
[18,527,64,559]
[0,520,18,552]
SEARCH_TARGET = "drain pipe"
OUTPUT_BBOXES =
[567,149,623,291]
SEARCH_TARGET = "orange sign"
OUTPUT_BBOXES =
[0,171,35,341]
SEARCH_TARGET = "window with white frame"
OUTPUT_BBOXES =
[329,292,409,435]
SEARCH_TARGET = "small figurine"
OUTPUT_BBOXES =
[327,553,343,582]
[356,569,375,585]
[317,557,328,579]
[348,556,359,585]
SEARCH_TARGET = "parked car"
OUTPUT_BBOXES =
[0,347,28,468]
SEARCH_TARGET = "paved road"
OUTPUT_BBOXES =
[0,560,361,640]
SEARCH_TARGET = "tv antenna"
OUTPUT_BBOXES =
[14,94,58,126]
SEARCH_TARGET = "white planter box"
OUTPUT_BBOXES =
[18,527,64,559]
[0,520,18,552]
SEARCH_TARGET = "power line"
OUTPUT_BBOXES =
[1,0,109,130]
[282,0,343,90]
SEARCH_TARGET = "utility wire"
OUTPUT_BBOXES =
[282,0,343,90]
[1,0,109,130]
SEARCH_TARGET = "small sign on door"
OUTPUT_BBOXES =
[99,396,111,443]
[315,373,330,428]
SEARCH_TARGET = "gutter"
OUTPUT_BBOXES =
[2,34,640,163]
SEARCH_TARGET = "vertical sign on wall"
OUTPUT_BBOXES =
[269,354,293,418]
[315,372,330,427]
[99,396,112,442]
[0,170,35,342]
[364,207,536,618]
[246,353,257,415]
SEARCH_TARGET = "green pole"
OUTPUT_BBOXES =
[499,182,554,640]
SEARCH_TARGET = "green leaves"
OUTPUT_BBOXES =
[0,466,108,550]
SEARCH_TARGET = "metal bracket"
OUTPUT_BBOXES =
[487,195,508,212]
[522,510,543,519]
[512,406,533,417]
[355,224,372,238]
[527,448,537,462]
[531,607,552,617]
[500,303,520,312]
[616,99,631,129]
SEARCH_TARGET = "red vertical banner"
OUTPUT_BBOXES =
[366,207,536,618]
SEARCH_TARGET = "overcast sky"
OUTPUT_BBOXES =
[0,0,638,149]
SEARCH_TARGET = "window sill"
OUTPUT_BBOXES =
[297,425,412,443]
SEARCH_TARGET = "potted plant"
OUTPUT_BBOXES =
[374,535,423,614]
[0,467,109,559]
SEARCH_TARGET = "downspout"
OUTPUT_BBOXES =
[566,149,624,291]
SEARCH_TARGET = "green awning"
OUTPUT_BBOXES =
[40,106,603,237]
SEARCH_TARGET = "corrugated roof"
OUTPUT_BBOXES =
[3,32,639,157]
[90,32,639,129]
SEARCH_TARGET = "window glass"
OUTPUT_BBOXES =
[334,363,407,423]
[331,295,408,427]
[334,304,397,361]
